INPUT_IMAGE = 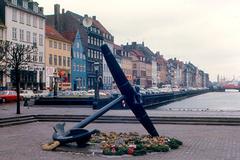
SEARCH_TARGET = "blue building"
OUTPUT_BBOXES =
[63,31,87,90]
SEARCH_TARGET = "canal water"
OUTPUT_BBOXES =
[155,91,240,111]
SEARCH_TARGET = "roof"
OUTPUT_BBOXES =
[66,11,111,35]
[62,31,78,42]
[45,25,71,43]
[113,44,122,50]
[131,49,144,57]
[92,19,111,35]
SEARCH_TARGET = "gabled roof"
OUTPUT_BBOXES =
[66,11,111,35]
[62,31,78,42]
[45,25,71,43]
[93,19,111,35]
[131,49,144,57]
[113,44,122,50]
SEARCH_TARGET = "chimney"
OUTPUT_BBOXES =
[39,7,44,14]
[62,8,65,14]
[132,42,137,47]
[54,4,61,32]
[142,41,144,46]
[92,16,96,20]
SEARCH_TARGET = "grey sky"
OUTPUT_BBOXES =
[38,0,240,81]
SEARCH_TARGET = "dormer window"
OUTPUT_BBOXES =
[12,0,17,5]
[33,5,38,13]
[23,0,28,9]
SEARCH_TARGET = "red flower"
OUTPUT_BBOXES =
[127,147,135,155]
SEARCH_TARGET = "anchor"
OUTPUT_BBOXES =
[46,44,159,149]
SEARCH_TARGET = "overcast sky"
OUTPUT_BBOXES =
[37,0,240,81]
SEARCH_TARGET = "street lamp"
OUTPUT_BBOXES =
[93,62,100,108]
[53,70,59,97]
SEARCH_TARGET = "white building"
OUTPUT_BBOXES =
[151,57,157,87]
[103,42,114,90]
[0,0,45,90]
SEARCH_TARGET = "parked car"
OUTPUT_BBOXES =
[20,90,35,99]
[0,90,19,102]
[36,90,50,97]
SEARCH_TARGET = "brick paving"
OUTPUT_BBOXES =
[1,102,240,159]
[1,122,240,160]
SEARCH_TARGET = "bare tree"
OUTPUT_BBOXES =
[0,40,37,114]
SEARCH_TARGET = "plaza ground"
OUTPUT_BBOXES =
[1,102,240,160]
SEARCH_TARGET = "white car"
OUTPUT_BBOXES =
[37,90,50,97]
[20,90,35,99]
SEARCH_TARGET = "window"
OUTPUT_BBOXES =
[33,33,37,44]
[76,65,79,71]
[23,1,28,9]
[12,9,17,22]
[58,42,62,49]
[63,43,66,50]
[67,57,70,67]
[54,55,57,65]
[20,29,24,42]
[33,16,37,27]
[26,14,31,25]
[39,52,43,63]
[33,55,38,62]
[39,34,43,46]
[80,52,82,59]
[12,0,17,5]
[90,37,93,44]
[63,56,66,66]
[0,30,3,40]
[49,40,53,48]
[26,31,31,42]
[33,5,38,13]
[54,41,57,49]
[39,19,44,29]
[58,56,62,66]
[12,28,17,40]
[19,12,24,24]
[88,49,90,58]
[73,64,76,71]
[67,44,71,51]
[49,54,53,65]
[39,56,43,63]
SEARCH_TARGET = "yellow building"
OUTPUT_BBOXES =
[45,25,72,90]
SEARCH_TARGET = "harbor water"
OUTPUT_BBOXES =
[155,91,240,111]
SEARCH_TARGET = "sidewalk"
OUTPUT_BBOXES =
[1,102,240,119]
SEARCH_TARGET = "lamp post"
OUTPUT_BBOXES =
[53,70,59,97]
[93,62,100,108]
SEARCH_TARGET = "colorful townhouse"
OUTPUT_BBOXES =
[63,31,87,90]
[45,25,72,90]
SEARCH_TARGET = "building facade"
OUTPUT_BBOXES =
[46,4,114,90]
[63,31,87,90]
[0,0,45,90]
[156,52,168,86]
[115,44,133,85]
[45,25,71,91]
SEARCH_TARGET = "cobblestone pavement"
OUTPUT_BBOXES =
[0,122,240,160]
[1,102,240,119]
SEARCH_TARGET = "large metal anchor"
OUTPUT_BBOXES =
[51,44,159,148]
